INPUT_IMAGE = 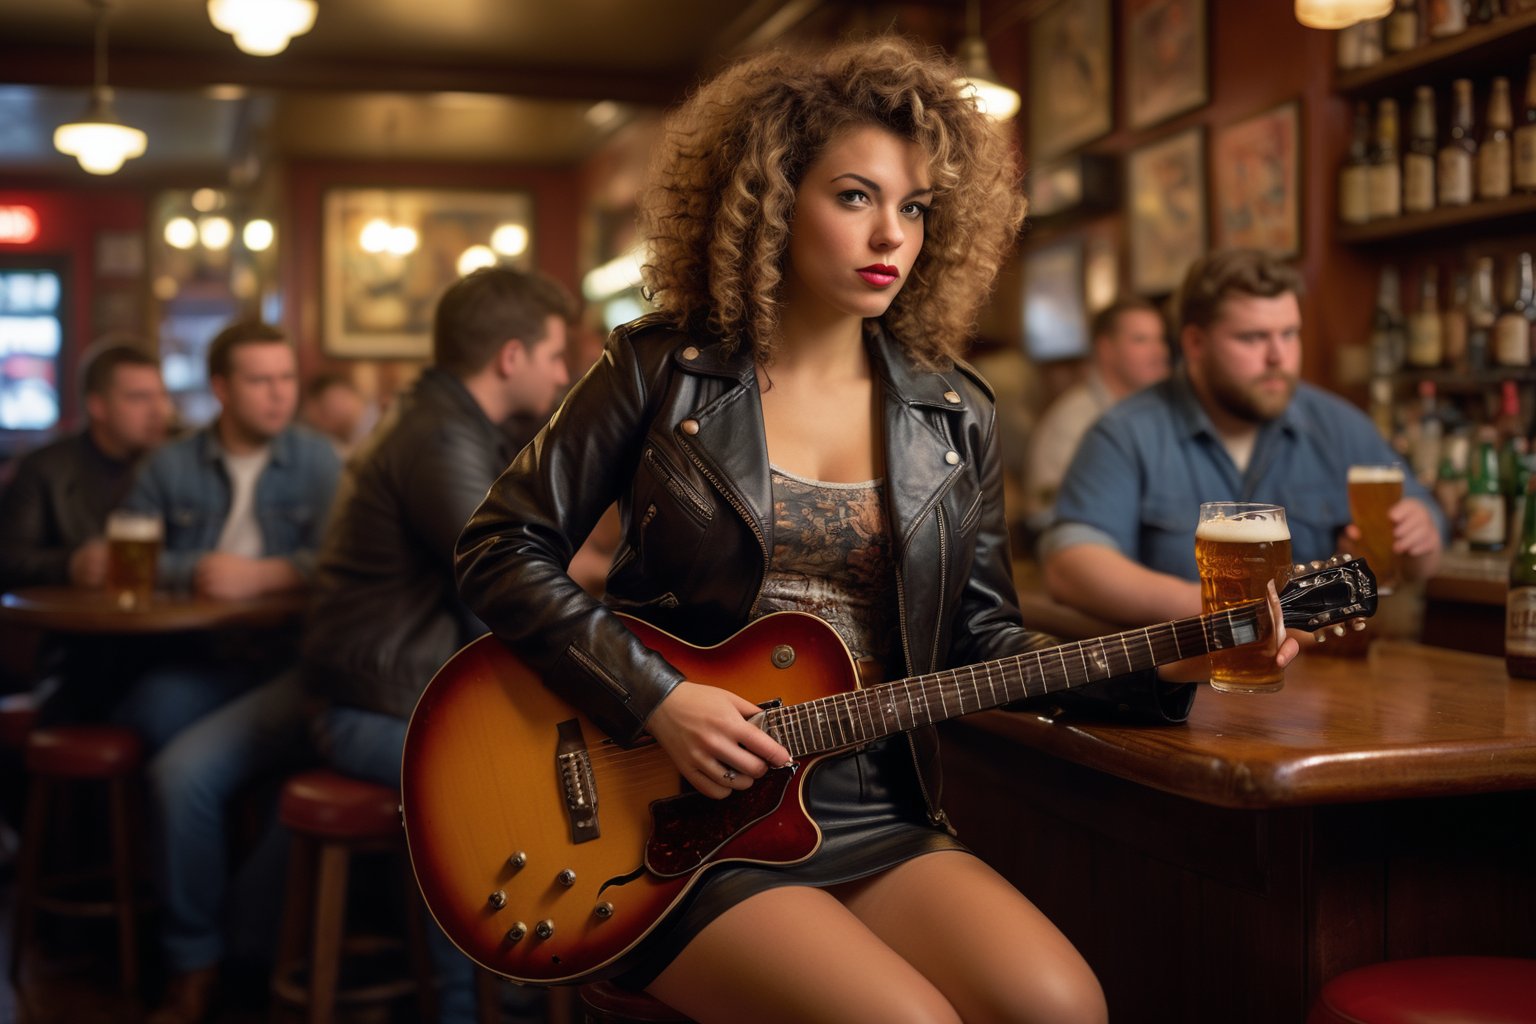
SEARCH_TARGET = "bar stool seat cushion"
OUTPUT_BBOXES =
[25,725,142,778]
[579,980,693,1022]
[1309,956,1536,1024]
[278,768,400,840]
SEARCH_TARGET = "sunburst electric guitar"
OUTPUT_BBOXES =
[400,557,1376,985]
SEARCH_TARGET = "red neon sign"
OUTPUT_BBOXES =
[0,205,41,245]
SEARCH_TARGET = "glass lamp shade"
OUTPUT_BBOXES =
[1294,0,1393,29]
[207,0,317,56]
[955,37,1021,121]
[53,90,147,175]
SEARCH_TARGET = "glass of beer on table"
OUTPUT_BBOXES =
[1195,502,1292,693]
[105,510,162,609]
[1347,463,1403,595]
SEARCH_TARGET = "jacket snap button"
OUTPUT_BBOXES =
[943,390,961,404]
[682,346,700,360]
[944,451,960,465]
[681,419,700,435]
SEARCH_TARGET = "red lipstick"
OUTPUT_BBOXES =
[857,264,900,288]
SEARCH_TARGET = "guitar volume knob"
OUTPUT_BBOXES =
[557,869,576,887]
[594,901,614,919]
[535,919,555,939]
[505,922,526,942]
[487,889,507,910]
[507,851,526,869]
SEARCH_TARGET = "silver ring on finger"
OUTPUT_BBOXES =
[722,768,737,783]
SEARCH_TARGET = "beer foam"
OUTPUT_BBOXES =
[1347,465,1405,483]
[108,515,163,542]
[1195,515,1290,543]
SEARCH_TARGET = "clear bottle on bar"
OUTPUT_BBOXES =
[1439,79,1478,207]
[1508,471,1536,678]
[1371,264,1407,375]
[1341,101,1375,224]
[1386,0,1421,53]
[1515,56,1536,192]
[1429,0,1469,36]
[1479,76,1513,201]
[1412,379,1444,485]
[1466,426,1507,552]
[1443,266,1470,370]
[1469,255,1499,371]
[1371,98,1403,220]
[1495,251,1535,367]
[1405,86,1439,214]
[1408,265,1444,367]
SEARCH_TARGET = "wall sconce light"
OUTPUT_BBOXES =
[955,0,1020,121]
[53,0,147,175]
[207,0,317,56]
[1294,0,1393,29]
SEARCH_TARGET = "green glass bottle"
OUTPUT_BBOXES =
[1507,472,1536,678]
[1465,428,1506,552]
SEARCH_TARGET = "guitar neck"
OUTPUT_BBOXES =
[759,600,1266,759]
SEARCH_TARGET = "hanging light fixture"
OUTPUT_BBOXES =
[207,0,317,57]
[53,0,147,175]
[1294,0,1393,29]
[955,0,1020,121]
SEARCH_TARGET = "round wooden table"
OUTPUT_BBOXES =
[0,586,306,635]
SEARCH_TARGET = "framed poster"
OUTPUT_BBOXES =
[1126,0,1208,130]
[1023,239,1088,362]
[1127,127,1206,295]
[322,187,535,358]
[1029,0,1112,160]
[1212,101,1302,256]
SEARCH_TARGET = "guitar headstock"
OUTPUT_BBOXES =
[1277,555,1378,640]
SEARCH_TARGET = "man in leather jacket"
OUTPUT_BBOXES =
[302,265,576,1024]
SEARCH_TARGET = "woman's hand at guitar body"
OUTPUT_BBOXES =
[644,680,794,799]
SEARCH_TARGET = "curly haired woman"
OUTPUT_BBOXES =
[456,35,1294,1024]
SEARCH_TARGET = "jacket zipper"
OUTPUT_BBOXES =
[643,447,715,523]
[895,500,950,830]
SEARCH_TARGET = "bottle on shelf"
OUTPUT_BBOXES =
[1439,78,1477,208]
[1386,0,1421,53]
[1479,76,1513,201]
[1428,0,1469,37]
[1443,266,1471,371]
[1516,55,1536,193]
[1495,251,1536,367]
[1370,97,1403,221]
[1469,0,1501,23]
[1371,264,1407,375]
[1469,254,1499,372]
[1412,379,1445,485]
[1508,471,1536,679]
[1405,86,1439,214]
[1435,447,1468,539]
[1340,101,1375,225]
[1466,426,1507,552]
[1408,265,1445,367]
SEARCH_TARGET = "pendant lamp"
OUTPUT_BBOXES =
[1294,0,1394,29]
[955,0,1020,121]
[53,0,147,175]
[207,0,317,57]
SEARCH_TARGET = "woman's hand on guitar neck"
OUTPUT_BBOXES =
[644,681,794,799]
[1157,579,1301,683]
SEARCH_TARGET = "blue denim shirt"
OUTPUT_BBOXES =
[121,422,341,593]
[1040,372,1446,580]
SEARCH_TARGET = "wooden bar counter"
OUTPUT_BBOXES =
[939,640,1536,1024]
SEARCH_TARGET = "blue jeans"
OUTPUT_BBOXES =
[140,669,312,971]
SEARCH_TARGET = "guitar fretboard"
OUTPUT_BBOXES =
[760,601,1264,759]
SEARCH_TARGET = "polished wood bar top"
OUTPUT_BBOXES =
[949,640,1536,810]
[0,585,305,634]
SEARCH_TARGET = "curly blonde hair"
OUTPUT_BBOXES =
[638,35,1026,369]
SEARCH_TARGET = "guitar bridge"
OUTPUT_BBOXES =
[555,719,600,844]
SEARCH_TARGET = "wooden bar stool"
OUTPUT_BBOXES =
[10,724,146,997]
[1308,956,1536,1023]
[578,981,692,1024]
[270,768,437,1024]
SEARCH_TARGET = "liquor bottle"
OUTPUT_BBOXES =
[1358,17,1385,67]
[1429,0,1469,36]
[1412,379,1444,485]
[1465,427,1507,552]
[1370,265,1407,375]
[1469,0,1501,21]
[1442,267,1470,370]
[1507,471,1536,678]
[1494,251,1536,367]
[1515,56,1536,192]
[1435,448,1467,538]
[1478,76,1513,201]
[1370,98,1403,220]
[1407,265,1444,367]
[1404,86,1438,214]
[1337,22,1365,70]
[1386,0,1421,53]
[1469,255,1498,371]
[1340,101,1375,224]
[1438,79,1477,207]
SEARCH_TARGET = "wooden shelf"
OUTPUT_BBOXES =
[1389,368,1536,390]
[1336,9,1536,96]
[1335,191,1536,244]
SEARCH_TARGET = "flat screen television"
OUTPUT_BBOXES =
[0,256,68,456]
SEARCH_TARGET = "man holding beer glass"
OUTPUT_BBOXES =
[1042,249,1444,642]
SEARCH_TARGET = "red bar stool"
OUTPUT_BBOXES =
[1308,956,1536,1024]
[10,725,146,997]
[578,980,693,1023]
[270,768,437,1024]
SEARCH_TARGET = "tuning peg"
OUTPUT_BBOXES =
[1313,629,1328,643]
[1340,553,1354,562]
[1331,624,1346,637]
[1310,560,1325,570]
[1294,563,1308,575]
[1351,619,1366,632]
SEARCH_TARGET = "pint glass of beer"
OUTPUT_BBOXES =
[1347,464,1403,595]
[1195,502,1292,693]
[105,510,162,609]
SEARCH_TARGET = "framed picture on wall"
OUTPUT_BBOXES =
[1029,0,1112,160]
[1127,126,1206,295]
[1212,101,1302,256]
[1023,238,1088,362]
[322,187,535,358]
[1126,0,1208,131]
